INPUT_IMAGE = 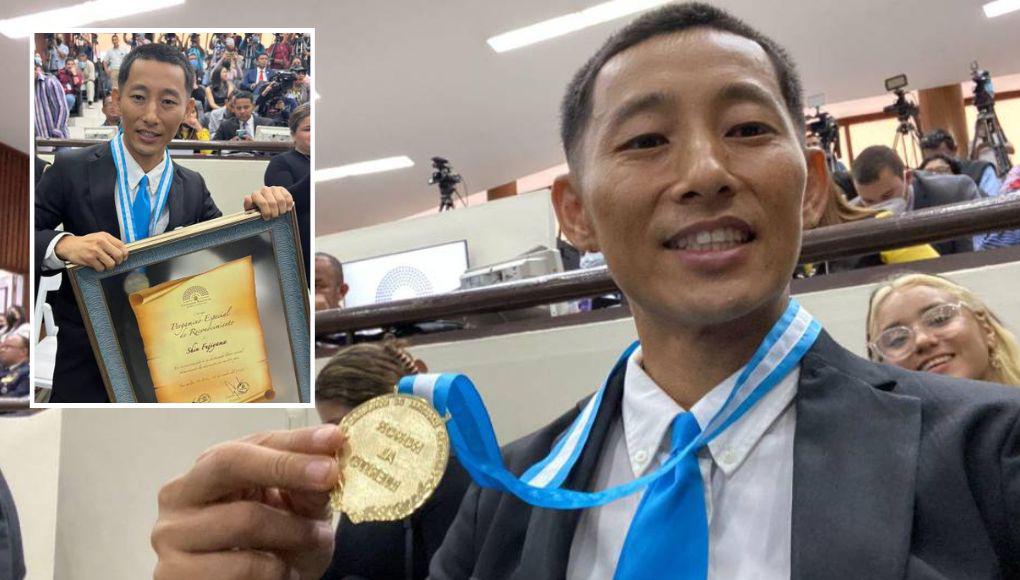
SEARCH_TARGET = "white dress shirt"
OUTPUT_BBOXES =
[43,148,171,270]
[566,346,798,580]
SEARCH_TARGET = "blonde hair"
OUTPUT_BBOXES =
[815,176,879,228]
[315,339,420,407]
[866,273,1020,386]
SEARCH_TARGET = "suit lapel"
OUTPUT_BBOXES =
[88,145,121,238]
[167,166,184,230]
[514,364,626,580]
[791,332,920,579]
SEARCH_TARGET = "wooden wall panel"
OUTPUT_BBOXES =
[0,142,29,277]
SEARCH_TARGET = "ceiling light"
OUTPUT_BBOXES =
[315,156,415,182]
[487,0,671,52]
[0,0,186,39]
[984,0,1020,17]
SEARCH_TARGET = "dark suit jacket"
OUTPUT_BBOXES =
[213,114,274,141]
[911,171,982,256]
[430,331,1020,579]
[35,143,222,402]
[0,468,25,580]
[240,67,274,92]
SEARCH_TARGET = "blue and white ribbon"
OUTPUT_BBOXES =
[398,298,821,509]
[109,130,173,243]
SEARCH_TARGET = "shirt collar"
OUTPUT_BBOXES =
[120,137,168,193]
[622,345,799,478]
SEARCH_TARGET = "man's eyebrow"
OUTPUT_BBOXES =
[717,81,784,114]
[602,91,676,137]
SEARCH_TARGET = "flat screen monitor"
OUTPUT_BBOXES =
[342,240,469,308]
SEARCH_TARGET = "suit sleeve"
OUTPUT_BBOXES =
[212,121,232,142]
[263,155,294,188]
[197,173,222,221]
[1004,410,1020,571]
[428,484,481,580]
[34,155,70,274]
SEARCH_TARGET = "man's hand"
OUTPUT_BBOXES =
[54,232,128,271]
[230,134,254,142]
[244,186,294,220]
[152,425,344,580]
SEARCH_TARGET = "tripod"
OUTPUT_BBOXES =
[970,106,1013,176]
[892,117,924,169]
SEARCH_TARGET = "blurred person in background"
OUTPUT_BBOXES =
[34,63,69,140]
[0,467,25,579]
[100,95,120,127]
[102,33,130,89]
[921,129,1003,197]
[315,252,348,312]
[76,52,96,107]
[206,93,235,135]
[266,104,310,268]
[56,59,82,114]
[0,334,30,398]
[204,64,234,111]
[315,339,470,580]
[867,273,1020,387]
[917,153,962,176]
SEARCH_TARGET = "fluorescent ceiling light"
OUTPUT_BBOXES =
[984,0,1020,17]
[487,0,671,52]
[0,0,186,39]
[315,156,415,182]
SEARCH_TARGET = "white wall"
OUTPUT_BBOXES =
[316,189,558,270]
[38,155,268,218]
[0,411,62,580]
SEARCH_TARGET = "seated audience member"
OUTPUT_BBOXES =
[265,104,310,188]
[316,340,471,580]
[802,175,938,275]
[206,93,235,136]
[241,53,274,92]
[77,52,96,107]
[0,307,29,343]
[213,90,272,141]
[0,468,25,580]
[34,64,70,140]
[35,42,295,403]
[315,252,348,312]
[176,99,212,154]
[977,167,1020,250]
[852,145,980,255]
[921,129,1001,197]
[918,153,962,176]
[204,65,233,111]
[0,335,29,398]
[867,273,1020,387]
[56,59,82,114]
[101,95,120,127]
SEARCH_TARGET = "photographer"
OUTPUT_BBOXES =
[255,69,299,118]
[267,33,292,70]
[46,34,69,73]
[921,129,1001,198]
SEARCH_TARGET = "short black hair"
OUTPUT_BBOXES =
[918,153,962,175]
[920,128,956,152]
[289,103,310,134]
[852,146,905,185]
[118,43,194,94]
[233,90,254,104]
[315,252,344,284]
[560,2,804,168]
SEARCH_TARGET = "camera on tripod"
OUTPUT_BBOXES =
[968,62,1013,174]
[970,62,995,113]
[255,70,297,115]
[882,74,921,122]
[881,74,925,166]
[428,157,463,212]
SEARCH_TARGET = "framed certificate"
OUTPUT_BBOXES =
[67,211,311,404]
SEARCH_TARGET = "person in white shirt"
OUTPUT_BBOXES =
[150,3,1020,579]
[102,33,130,89]
[76,52,96,106]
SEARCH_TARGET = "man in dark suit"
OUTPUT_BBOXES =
[36,42,295,403]
[852,145,980,255]
[0,467,25,580]
[0,334,29,398]
[212,90,274,141]
[240,53,274,92]
[148,4,1019,579]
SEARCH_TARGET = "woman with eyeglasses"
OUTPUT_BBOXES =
[866,273,1020,386]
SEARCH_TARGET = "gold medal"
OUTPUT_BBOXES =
[331,394,449,523]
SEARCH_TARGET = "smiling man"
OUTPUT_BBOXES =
[36,43,295,403]
[151,4,1019,578]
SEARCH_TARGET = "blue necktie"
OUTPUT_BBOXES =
[131,175,151,241]
[614,412,709,579]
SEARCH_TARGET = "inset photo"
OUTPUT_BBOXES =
[32,31,313,404]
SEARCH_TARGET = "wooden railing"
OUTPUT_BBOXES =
[36,138,291,153]
[317,193,1020,335]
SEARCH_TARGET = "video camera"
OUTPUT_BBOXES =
[882,74,920,122]
[255,70,298,115]
[971,61,995,113]
[428,157,463,211]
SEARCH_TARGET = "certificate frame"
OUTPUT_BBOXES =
[67,211,311,403]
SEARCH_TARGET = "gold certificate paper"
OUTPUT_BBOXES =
[129,256,273,403]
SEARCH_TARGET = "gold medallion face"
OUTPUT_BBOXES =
[331,394,449,523]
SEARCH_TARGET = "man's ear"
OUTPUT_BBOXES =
[551,173,599,252]
[801,147,829,230]
[111,87,120,105]
[340,282,350,299]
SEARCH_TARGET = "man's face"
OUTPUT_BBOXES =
[921,142,955,161]
[65,61,75,72]
[0,336,26,367]
[294,116,311,153]
[315,257,344,310]
[554,29,822,329]
[854,167,907,207]
[102,96,120,123]
[233,97,253,123]
[258,55,269,68]
[113,59,191,164]
[112,35,120,47]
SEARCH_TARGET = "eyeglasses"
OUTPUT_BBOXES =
[870,302,969,361]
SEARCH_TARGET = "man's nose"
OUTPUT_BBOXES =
[665,130,736,203]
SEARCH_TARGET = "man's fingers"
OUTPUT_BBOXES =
[153,549,290,580]
[161,441,338,508]
[97,237,127,264]
[240,425,344,456]
[152,500,333,553]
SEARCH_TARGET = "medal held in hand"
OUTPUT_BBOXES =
[331,394,449,523]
